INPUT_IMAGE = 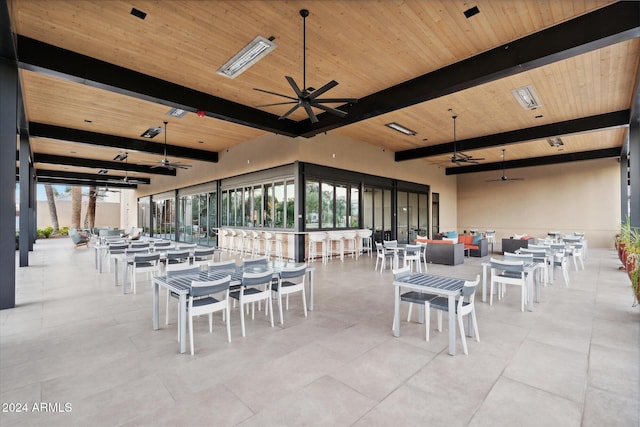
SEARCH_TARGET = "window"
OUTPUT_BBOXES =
[321,183,334,228]
[286,181,295,228]
[350,187,359,228]
[432,192,439,237]
[305,180,320,229]
[253,185,263,227]
[274,181,285,228]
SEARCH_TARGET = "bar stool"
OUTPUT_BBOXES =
[308,232,328,263]
[342,231,358,259]
[249,230,260,256]
[327,231,344,262]
[274,233,284,260]
[262,232,273,258]
[357,229,373,257]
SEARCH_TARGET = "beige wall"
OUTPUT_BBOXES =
[37,200,121,229]
[457,157,620,248]
[131,132,620,248]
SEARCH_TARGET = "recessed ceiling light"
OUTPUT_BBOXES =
[547,137,564,148]
[217,36,277,79]
[84,119,93,123]
[98,169,109,175]
[70,150,77,154]
[131,8,147,20]
[140,126,162,138]
[385,122,417,136]
[113,153,128,161]
[464,6,480,19]
[167,107,187,118]
[198,140,204,144]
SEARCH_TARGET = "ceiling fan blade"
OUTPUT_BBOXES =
[311,103,348,117]
[285,76,304,98]
[302,103,318,123]
[256,101,298,107]
[279,104,302,121]
[313,97,358,104]
[307,80,338,100]
[253,87,298,101]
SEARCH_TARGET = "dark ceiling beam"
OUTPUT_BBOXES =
[29,122,219,163]
[445,148,621,175]
[34,169,150,184]
[298,1,640,137]
[396,110,629,161]
[16,36,300,138]
[34,176,138,189]
[33,153,176,176]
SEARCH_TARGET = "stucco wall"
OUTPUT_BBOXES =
[456,157,620,248]
[37,200,121,229]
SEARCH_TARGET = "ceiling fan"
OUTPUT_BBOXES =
[151,121,192,170]
[449,111,484,165]
[119,152,147,184]
[486,149,524,182]
[253,9,358,123]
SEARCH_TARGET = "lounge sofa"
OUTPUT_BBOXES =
[458,234,489,257]
[501,236,535,254]
[415,238,464,265]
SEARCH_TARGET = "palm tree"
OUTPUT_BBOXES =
[44,184,59,231]
[83,185,97,229]
[70,186,82,228]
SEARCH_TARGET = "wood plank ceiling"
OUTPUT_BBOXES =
[5,0,639,189]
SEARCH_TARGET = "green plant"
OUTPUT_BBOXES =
[58,226,70,236]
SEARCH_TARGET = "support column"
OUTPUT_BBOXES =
[0,57,17,309]
[19,130,31,266]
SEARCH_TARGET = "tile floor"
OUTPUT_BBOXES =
[1,239,638,426]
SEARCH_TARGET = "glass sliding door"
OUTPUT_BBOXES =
[432,192,440,237]
[397,191,409,244]
[321,183,334,228]
[153,197,175,241]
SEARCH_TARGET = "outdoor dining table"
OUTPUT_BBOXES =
[480,259,544,311]
[152,260,315,354]
[384,243,405,270]
[392,273,466,356]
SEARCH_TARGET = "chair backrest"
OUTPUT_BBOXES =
[309,232,326,243]
[190,276,231,298]
[166,263,200,276]
[518,248,547,259]
[208,260,237,272]
[383,240,398,248]
[194,248,215,257]
[357,229,372,238]
[177,243,197,249]
[130,241,149,249]
[503,252,533,262]
[280,264,307,283]
[133,253,160,263]
[490,258,524,273]
[404,244,421,256]
[392,266,412,281]
[461,275,480,299]
[243,257,269,268]
[166,250,190,262]
[108,243,128,253]
[153,240,172,248]
[126,247,149,254]
[242,270,274,289]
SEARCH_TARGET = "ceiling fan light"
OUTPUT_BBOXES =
[217,36,277,79]
[512,85,542,110]
[385,122,416,136]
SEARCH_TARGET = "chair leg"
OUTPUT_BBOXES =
[189,313,195,356]
[240,302,246,337]
[490,279,494,306]
[437,310,443,332]
[457,312,468,355]
[471,310,480,342]
[278,292,284,325]
[267,297,274,328]
[407,303,413,322]
[425,302,430,341]
[166,292,171,325]
[225,305,231,343]
[302,289,307,317]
